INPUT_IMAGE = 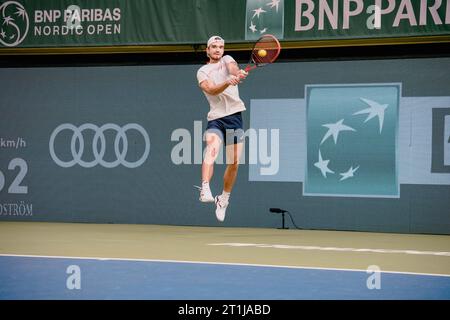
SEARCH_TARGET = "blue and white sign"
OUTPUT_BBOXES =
[304,84,400,198]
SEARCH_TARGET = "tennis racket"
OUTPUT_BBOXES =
[243,34,281,74]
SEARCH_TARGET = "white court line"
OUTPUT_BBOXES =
[208,243,450,257]
[0,253,449,278]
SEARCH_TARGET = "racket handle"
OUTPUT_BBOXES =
[244,65,257,72]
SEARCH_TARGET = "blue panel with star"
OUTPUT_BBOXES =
[304,83,401,198]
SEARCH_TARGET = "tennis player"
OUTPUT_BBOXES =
[196,36,248,222]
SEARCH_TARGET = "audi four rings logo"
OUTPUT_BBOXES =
[49,123,150,168]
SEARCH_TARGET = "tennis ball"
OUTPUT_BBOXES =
[257,49,267,58]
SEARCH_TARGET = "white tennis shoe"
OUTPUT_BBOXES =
[194,185,215,203]
[215,195,229,222]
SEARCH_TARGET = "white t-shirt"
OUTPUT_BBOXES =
[197,55,246,121]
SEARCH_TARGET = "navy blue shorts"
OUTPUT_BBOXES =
[206,112,244,145]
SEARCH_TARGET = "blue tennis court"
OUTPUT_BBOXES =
[1,255,449,300]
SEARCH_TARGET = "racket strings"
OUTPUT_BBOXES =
[251,35,280,66]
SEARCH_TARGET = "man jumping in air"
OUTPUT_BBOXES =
[196,36,248,222]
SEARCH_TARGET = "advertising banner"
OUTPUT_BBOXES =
[0,0,449,49]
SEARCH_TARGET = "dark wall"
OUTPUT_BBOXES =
[0,49,449,234]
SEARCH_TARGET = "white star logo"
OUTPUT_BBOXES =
[0,2,29,47]
[320,119,356,145]
[339,166,360,181]
[252,7,267,19]
[249,21,257,33]
[314,150,334,178]
[16,8,26,18]
[3,16,14,26]
[266,0,281,12]
[353,98,388,134]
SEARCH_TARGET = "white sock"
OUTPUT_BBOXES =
[221,191,231,200]
[202,181,210,190]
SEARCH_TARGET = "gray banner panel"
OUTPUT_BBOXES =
[1,57,449,234]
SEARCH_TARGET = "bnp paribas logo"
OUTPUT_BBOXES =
[245,0,284,40]
[304,84,401,198]
[0,1,29,47]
